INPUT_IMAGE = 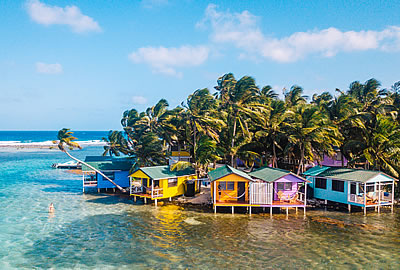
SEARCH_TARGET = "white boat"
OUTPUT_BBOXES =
[52,160,82,169]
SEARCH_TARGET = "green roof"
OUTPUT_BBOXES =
[303,166,396,183]
[82,156,134,172]
[302,166,330,176]
[208,165,253,182]
[133,165,195,179]
[248,166,293,182]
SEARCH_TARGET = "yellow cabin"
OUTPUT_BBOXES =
[209,165,254,206]
[129,165,198,202]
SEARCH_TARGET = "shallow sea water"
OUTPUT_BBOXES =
[0,147,399,269]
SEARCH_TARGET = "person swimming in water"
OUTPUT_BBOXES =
[49,203,55,213]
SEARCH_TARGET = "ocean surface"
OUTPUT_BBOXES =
[0,132,399,269]
[0,131,108,144]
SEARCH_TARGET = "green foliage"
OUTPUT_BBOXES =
[108,74,400,195]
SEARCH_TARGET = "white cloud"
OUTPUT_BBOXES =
[26,0,101,33]
[132,95,148,105]
[141,0,168,9]
[199,4,400,62]
[129,45,209,77]
[35,62,63,74]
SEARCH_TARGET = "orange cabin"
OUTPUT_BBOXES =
[209,165,254,204]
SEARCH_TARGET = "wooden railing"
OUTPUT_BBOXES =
[348,194,364,204]
[298,192,306,203]
[151,188,163,198]
[83,179,97,186]
[130,186,143,195]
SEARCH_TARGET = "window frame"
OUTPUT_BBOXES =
[277,182,293,191]
[103,171,115,181]
[332,179,345,192]
[218,181,235,191]
[227,182,235,191]
[315,177,327,189]
[168,178,178,187]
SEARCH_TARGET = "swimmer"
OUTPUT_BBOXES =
[49,203,55,213]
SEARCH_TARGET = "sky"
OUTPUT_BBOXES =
[1,0,400,130]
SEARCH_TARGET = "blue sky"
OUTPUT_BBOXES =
[1,0,400,130]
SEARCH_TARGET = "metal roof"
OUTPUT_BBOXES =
[249,166,306,182]
[82,156,134,172]
[208,165,253,182]
[132,165,195,179]
[303,166,397,183]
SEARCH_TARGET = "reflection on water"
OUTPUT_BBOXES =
[0,148,399,269]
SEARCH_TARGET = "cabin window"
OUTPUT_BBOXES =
[315,177,327,189]
[154,180,160,188]
[168,178,178,187]
[103,172,115,180]
[219,181,234,190]
[366,185,375,193]
[332,180,344,192]
[350,183,357,194]
[277,182,292,191]
[227,182,235,190]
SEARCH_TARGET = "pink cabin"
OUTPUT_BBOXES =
[248,166,310,208]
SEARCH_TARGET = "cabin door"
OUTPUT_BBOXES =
[237,182,246,202]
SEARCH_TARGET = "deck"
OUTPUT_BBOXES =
[214,200,306,208]
[131,192,153,198]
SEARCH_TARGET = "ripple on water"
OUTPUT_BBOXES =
[0,148,400,269]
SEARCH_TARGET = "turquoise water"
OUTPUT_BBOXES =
[0,146,400,269]
[0,131,107,143]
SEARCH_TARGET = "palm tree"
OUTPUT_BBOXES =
[215,74,265,166]
[133,132,167,167]
[284,105,342,174]
[284,85,308,107]
[102,130,129,156]
[55,128,126,192]
[138,99,178,146]
[344,114,400,176]
[171,135,222,177]
[255,99,287,168]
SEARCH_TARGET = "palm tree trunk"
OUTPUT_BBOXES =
[231,116,237,167]
[272,143,277,168]
[63,150,126,192]
[297,146,305,175]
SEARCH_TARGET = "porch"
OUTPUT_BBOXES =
[346,181,394,212]
[82,172,97,189]
[130,185,164,199]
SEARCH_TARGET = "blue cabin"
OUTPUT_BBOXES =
[81,156,134,192]
[304,166,396,214]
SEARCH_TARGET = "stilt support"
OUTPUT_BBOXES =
[113,188,115,193]
[270,207,272,217]
[295,207,298,214]
[155,199,158,207]
[214,205,217,214]
[364,206,366,216]
[249,206,252,216]
[286,207,289,217]
[97,188,100,193]
[348,204,351,213]
[144,197,147,204]
[134,196,136,202]
[232,206,234,215]
[169,197,172,202]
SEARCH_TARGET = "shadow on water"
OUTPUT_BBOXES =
[85,195,135,205]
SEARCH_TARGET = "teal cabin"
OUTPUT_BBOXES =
[303,166,396,214]
[81,156,134,193]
